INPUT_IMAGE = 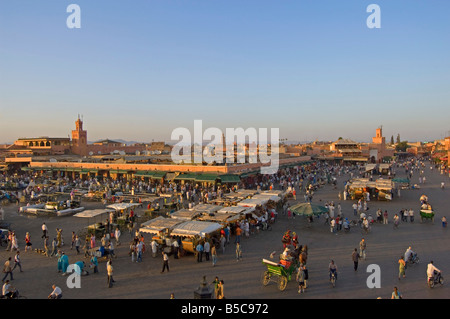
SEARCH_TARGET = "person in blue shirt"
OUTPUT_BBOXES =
[196,241,204,262]
[90,255,98,274]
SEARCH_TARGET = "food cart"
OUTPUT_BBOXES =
[169,221,223,254]
[74,208,116,237]
[139,216,184,246]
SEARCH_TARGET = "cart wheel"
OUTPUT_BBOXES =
[261,271,271,286]
[277,276,288,291]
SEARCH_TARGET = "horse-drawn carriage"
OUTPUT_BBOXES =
[419,195,435,223]
[261,258,299,291]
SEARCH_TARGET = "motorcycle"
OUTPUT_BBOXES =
[407,253,420,266]
[428,271,444,288]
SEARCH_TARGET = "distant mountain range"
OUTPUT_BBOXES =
[88,139,148,145]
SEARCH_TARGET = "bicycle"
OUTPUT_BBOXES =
[361,225,371,235]
[330,272,337,288]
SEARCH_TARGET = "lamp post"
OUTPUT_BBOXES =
[193,275,213,299]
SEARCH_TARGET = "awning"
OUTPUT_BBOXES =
[392,178,410,184]
[240,171,259,178]
[219,174,241,183]
[174,173,198,181]
[139,216,184,234]
[169,209,201,220]
[109,170,129,174]
[74,208,115,218]
[149,171,166,179]
[195,174,218,182]
[107,203,141,211]
[134,171,150,177]
[170,221,223,238]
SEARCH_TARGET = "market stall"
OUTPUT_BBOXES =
[139,216,185,245]
[169,220,223,253]
[169,209,201,221]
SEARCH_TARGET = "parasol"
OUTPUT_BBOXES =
[290,203,329,216]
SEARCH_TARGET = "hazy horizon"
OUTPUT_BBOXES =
[1,1,449,144]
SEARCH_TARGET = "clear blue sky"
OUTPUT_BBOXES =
[1,0,449,143]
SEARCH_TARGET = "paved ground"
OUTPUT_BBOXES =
[1,163,449,299]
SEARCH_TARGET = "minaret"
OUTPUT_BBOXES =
[71,115,88,156]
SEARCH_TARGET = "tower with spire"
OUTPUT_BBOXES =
[71,114,88,156]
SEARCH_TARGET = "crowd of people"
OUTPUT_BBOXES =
[0,156,448,299]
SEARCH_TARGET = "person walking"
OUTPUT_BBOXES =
[74,235,81,255]
[2,257,13,282]
[5,231,12,251]
[212,276,220,299]
[11,232,18,251]
[352,248,360,271]
[161,251,169,273]
[41,223,48,239]
[24,233,32,252]
[172,239,179,259]
[114,227,121,246]
[234,225,242,244]
[359,238,366,260]
[329,218,334,233]
[90,254,98,274]
[136,240,143,262]
[43,236,49,257]
[196,241,204,263]
[12,251,23,272]
[235,242,242,261]
[383,210,388,224]
[71,232,76,250]
[56,228,63,248]
[393,214,400,229]
[151,240,159,258]
[225,226,230,244]
[90,234,96,249]
[220,235,226,254]
[296,264,306,294]
[211,244,217,267]
[108,240,115,258]
[398,256,406,280]
[50,238,58,257]
[107,260,114,288]
[204,240,210,261]
[217,280,225,299]
[409,209,414,223]
[83,236,90,258]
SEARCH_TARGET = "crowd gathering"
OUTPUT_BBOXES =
[0,156,448,299]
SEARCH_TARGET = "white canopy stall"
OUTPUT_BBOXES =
[170,220,224,254]
[74,208,116,233]
[169,209,201,221]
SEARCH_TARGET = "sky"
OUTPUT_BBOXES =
[1,0,449,144]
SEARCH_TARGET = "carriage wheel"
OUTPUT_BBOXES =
[277,276,288,291]
[261,271,271,286]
